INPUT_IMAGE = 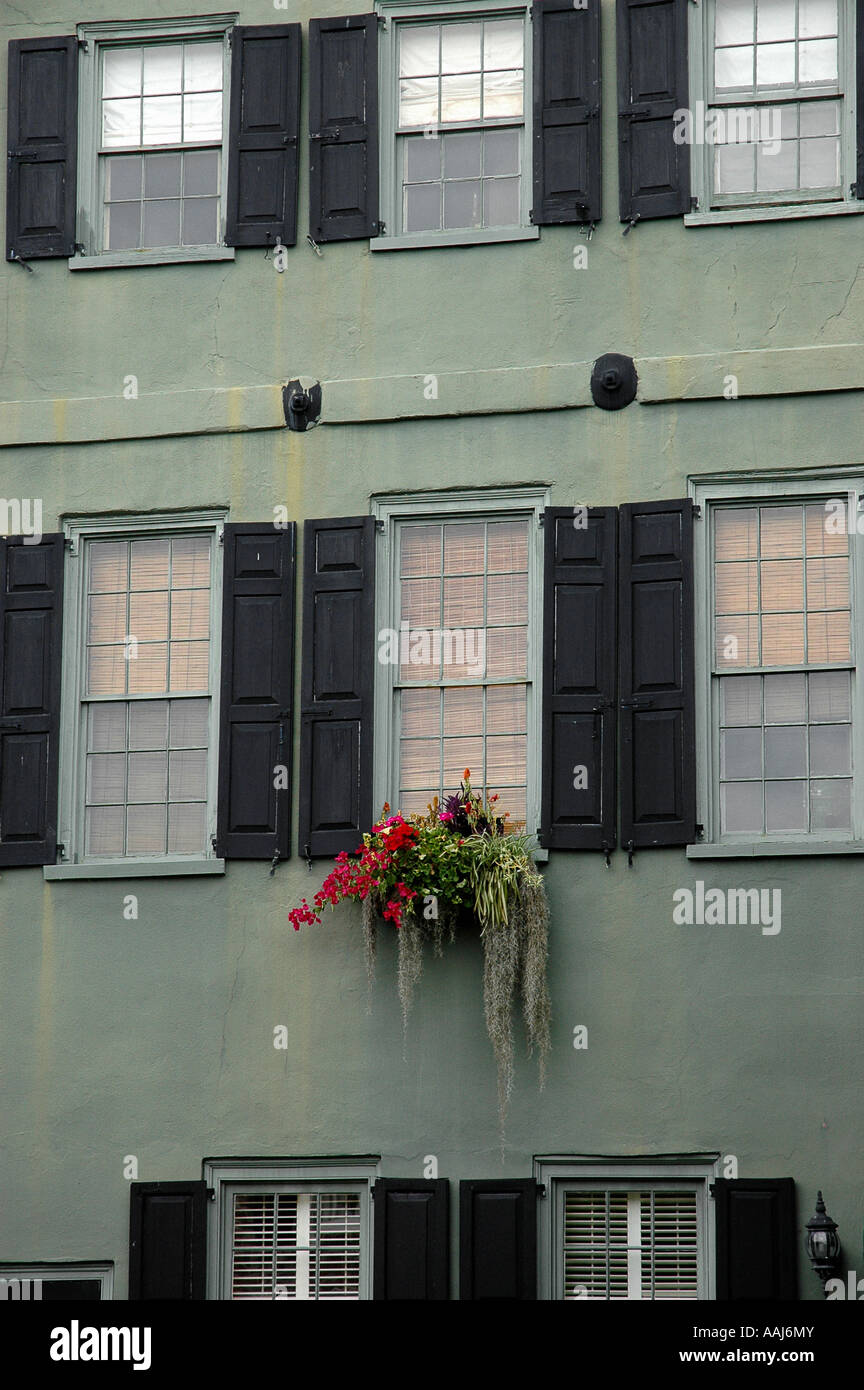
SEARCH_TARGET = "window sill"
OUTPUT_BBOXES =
[69,246,236,270]
[686,840,864,858]
[44,858,226,880]
[684,200,864,227]
[369,226,539,251]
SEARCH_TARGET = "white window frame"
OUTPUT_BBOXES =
[686,0,864,225]
[71,14,237,270]
[204,1159,378,1301]
[371,486,548,840]
[46,509,227,880]
[535,1157,719,1302]
[690,469,864,855]
[372,0,539,250]
[0,1263,114,1299]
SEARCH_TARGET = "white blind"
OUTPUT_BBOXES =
[231,1192,362,1301]
[564,1189,698,1300]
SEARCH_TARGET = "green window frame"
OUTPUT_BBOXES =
[72,15,236,270]
[535,1158,717,1302]
[686,0,864,225]
[372,486,547,839]
[372,0,539,250]
[49,510,226,880]
[204,1160,376,1301]
[691,472,864,854]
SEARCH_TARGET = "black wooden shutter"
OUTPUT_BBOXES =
[217,524,295,860]
[540,507,617,852]
[532,0,602,225]
[459,1180,538,1300]
[299,516,375,858]
[619,499,695,848]
[617,0,690,222]
[309,15,379,241]
[6,36,77,262]
[225,25,301,248]
[129,1181,207,1300]
[0,536,64,867]
[373,1179,449,1300]
[714,1178,797,1300]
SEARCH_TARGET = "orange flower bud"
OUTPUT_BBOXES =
[463,768,471,780]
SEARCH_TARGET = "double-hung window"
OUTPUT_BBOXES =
[695,475,861,847]
[375,2,536,248]
[75,18,233,265]
[56,513,224,873]
[689,0,862,219]
[374,490,546,833]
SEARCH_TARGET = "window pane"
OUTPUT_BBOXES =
[444,179,481,228]
[715,508,758,560]
[444,523,484,574]
[142,198,181,246]
[105,201,141,249]
[809,723,850,775]
[444,628,484,679]
[184,149,220,196]
[756,140,797,191]
[399,78,439,126]
[715,561,757,612]
[810,778,851,829]
[143,44,181,95]
[441,22,481,73]
[171,589,210,640]
[807,610,850,663]
[721,727,762,778]
[488,521,527,572]
[401,738,440,788]
[484,128,520,176]
[491,785,526,828]
[168,802,206,853]
[169,698,209,748]
[105,155,142,200]
[761,612,805,664]
[443,737,484,784]
[487,734,526,784]
[144,153,181,198]
[808,670,850,721]
[806,557,848,608]
[443,685,482,735]
[131,539,170,589]
[799,136,840,187]
[128,644,168,693]
[486,684,526,733]
[87,753,126,804]
[129,591,169,642]
[88,646,127,697]
[484,176,520,226]
[440,74,481,122]
[487,627,526,678]
[761,559,803,611]
[764,672,806,722]
[443,575,483,626]
[716,0,754,46]
[721,674,762,723]
[483,71,523,118]
[400,25,439,77]
[128,751,167,803]
[484,19,523,69]
[182,197,218,245]
[89,592,126,644]
[172,536,211,586]
[721,781,763,832]
[86,806,125,856]
[184,92,222,142]
[401,577,440,627]
[716,142,755,193]
[756,41,795,84]
[764,725,806,777]
[799,100,840,137]
[169,642,209,690]
[142,96,182,145]
[169,748,207,800]
[402,688,440,737]
[799,0,837,36]
[716,46,754,88]
[405,135,441,181]
[765,779,807,830]
[102,98,141,147]
[760,506,802,556]
[404,181,440,230]
[401,525,440,575]
[799,38,837,82]
[488,572,527,625]
[184,42,223,92]
[715,615,759,665]
[444,131,482,179]
[130,700,168,750]
[756,0,795,40]
[89,702,127,752]
[127,804,167,854]
[104,47,142,98]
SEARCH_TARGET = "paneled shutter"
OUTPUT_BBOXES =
[299,517,375,858]
[532,0,602,225]
[6,36,77,261]
[713,1178,797,1300]
[217,524,295,861]
[309,16,379,241]
[373,1179,449,1300]
[129,1182,207,1300]
[0,536,63,867]
[459,1180,538,1300]
[617,0,690,222]
[619,499,696,848]
[225,25,301,248]
[540,507,617,852]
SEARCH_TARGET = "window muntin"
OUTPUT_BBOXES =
[98,39,224,251]
[709,0,845,205]
[713,500,853,836]
[395,517,529,828]
[394,13,526,235]
[563,1188,700,1301]
[81,533,213,859]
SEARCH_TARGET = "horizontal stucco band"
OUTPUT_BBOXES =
[1,343,863,446]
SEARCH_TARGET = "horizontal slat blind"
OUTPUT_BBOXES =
[564,1189,698,1299]
[231,1192,362,1300]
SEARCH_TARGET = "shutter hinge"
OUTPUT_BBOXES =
[375,517,385,532]
[692,503,702,519]
[211,835,219,856]
[537,510,545,527]
[625,838,634,867]
[851,181,863,199]
[56,843,66,862]
[73,242,86,255]
[218,525,225,545]
[601,839,613,868]
[695,823,705,840]
[622,212,641,236]
[8,250,33,273]
[690,196,699,212]
[304,842,312,870]
[207,1187,216,1201]
[377,14,388,27]
[537,1183,547,1198]
[77,38,89,51]
[269,849,282,877]
[709,1182,717,1197]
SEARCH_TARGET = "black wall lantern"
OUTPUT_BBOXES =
[284,378,322,431]
[805,1191,841,1293]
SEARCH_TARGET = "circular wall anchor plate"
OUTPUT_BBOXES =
[590,353,638,411]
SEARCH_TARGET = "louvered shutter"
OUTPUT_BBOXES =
[231,1191,362,1299]
[714,1178,798,1300]
[532,0,602,225]
[0,536,64,867]
[217,524,295,860]
[459,1180,538,1300]
[540,507,617,851]
[129,1182,207,1300]
[225,25,301,248]
[617,0,690,222]
[563,1189,698,1299]
[299,517,375,859]
[619,499,696,848]
[373,1179,449,1300]
[6,36,77,262]
[309,15,379,241]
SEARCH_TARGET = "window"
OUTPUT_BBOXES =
[75,18,233,265]
[688,0,862,219]
[56,513,225,872]
[205,1161,375,1300]
[536,1160,716,1301]
[693,474,863,849]
[0,1264,113,1300]
[375,1,537,248]
[373,489,546,834]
